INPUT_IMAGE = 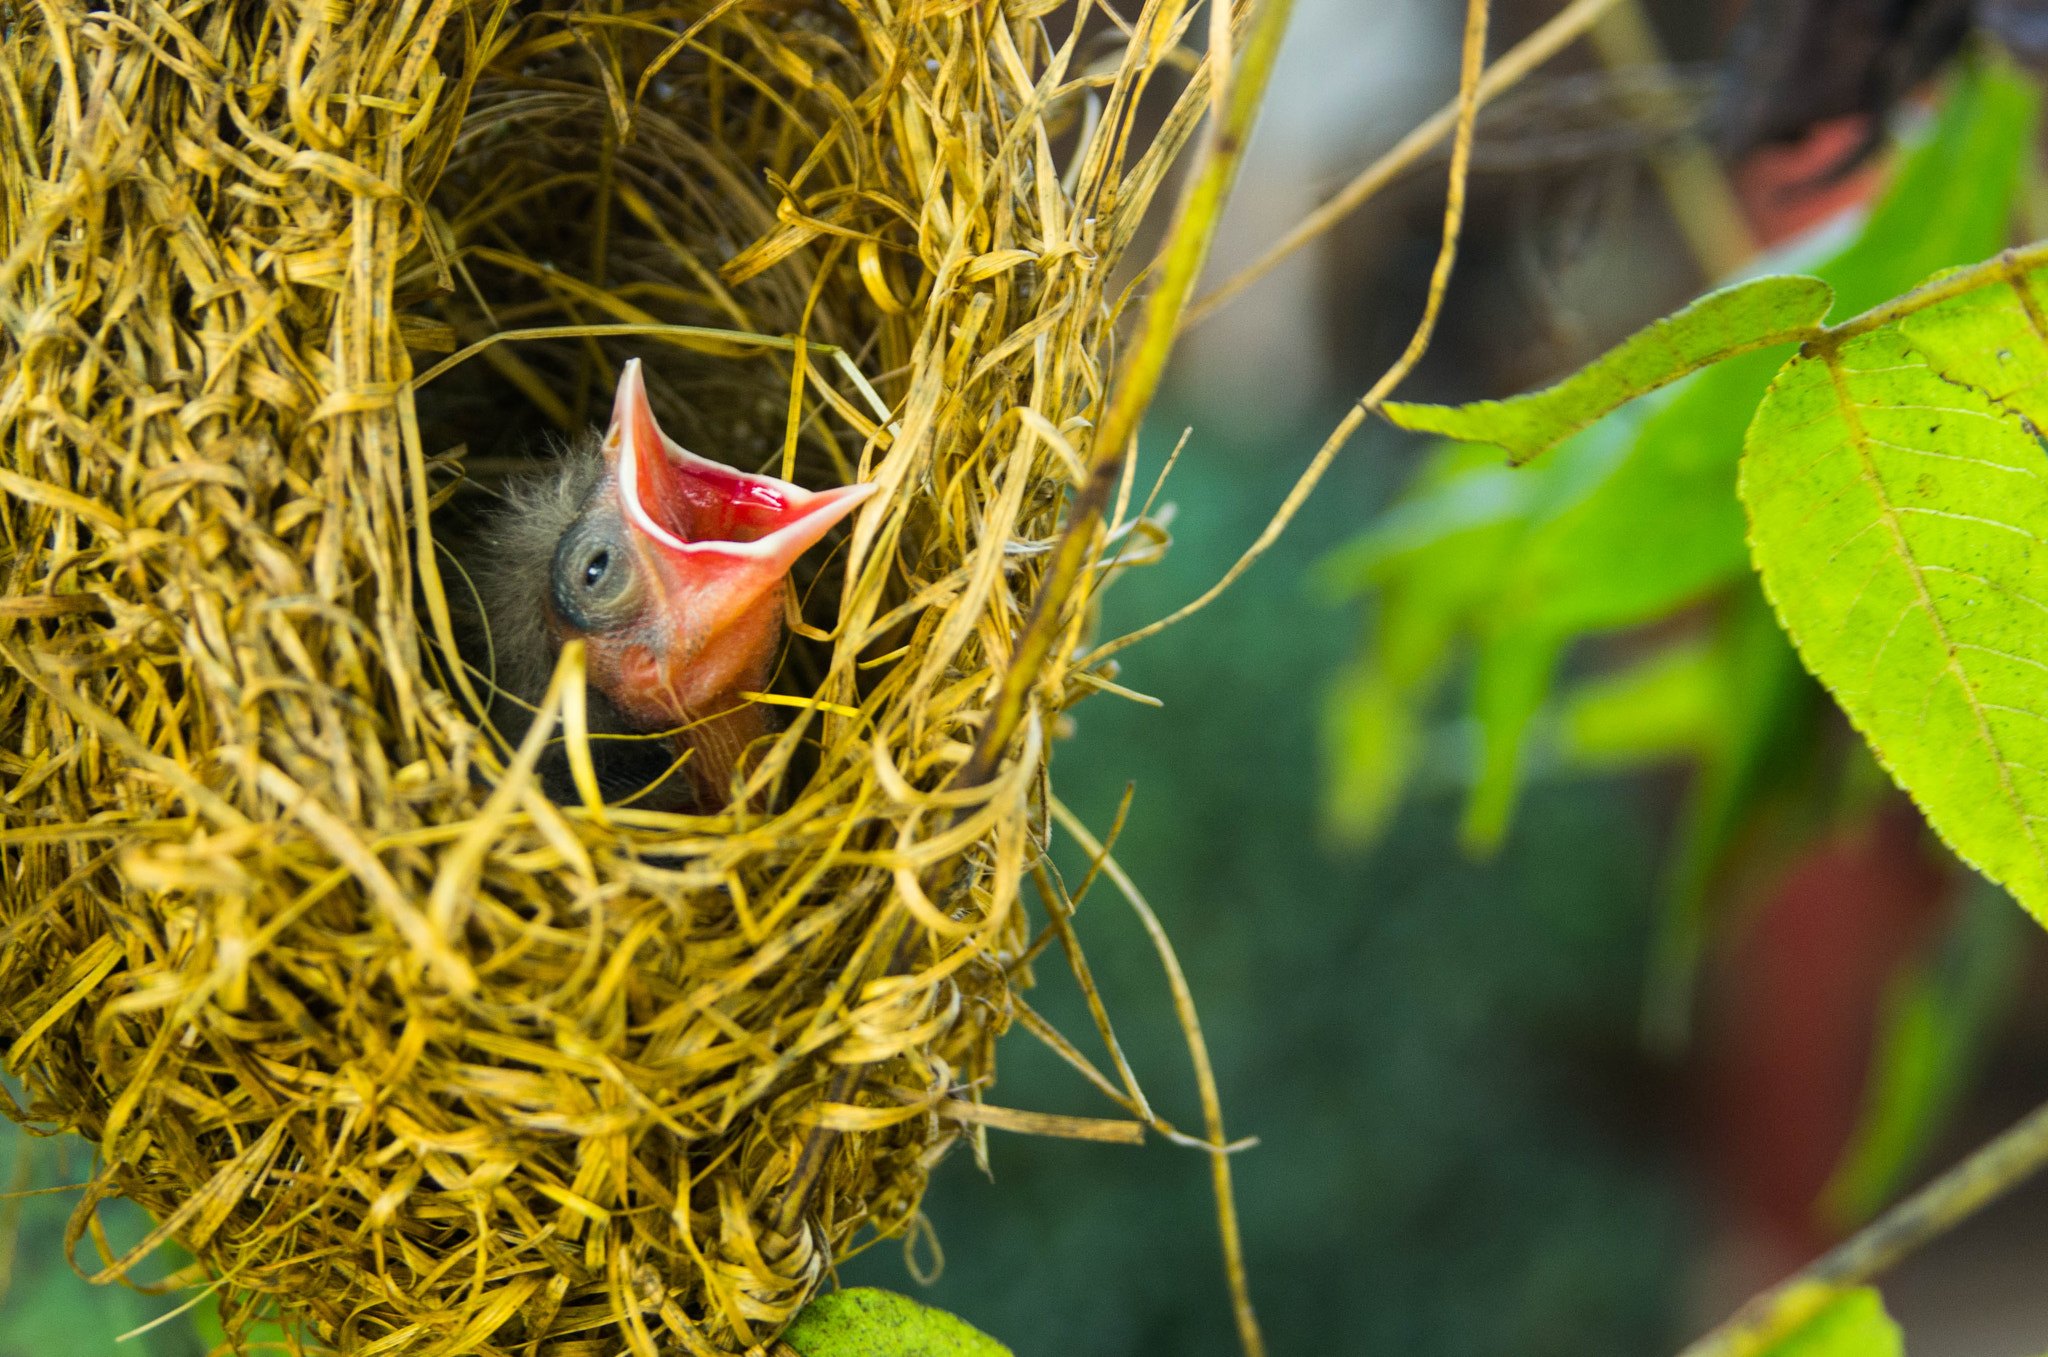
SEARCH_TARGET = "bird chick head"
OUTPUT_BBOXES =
[546,359,875,732]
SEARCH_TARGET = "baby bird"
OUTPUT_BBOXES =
[463,359,875,810]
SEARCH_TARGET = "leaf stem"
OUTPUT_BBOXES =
[1820,239,2048,346]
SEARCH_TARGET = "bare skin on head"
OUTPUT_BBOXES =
[465,359,875,810]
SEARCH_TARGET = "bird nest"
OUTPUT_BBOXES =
[0,0,1222,1352]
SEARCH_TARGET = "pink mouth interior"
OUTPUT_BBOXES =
[646,458,795,544]
[620,382,809,548]
[612,360,864,564]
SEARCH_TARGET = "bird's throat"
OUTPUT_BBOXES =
[675,699,769,810]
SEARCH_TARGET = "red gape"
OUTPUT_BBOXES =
[556,359,875,804]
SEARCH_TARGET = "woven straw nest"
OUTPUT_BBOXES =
[0,0,1219,1352]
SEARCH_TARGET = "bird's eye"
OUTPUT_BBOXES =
[552,513,639,633]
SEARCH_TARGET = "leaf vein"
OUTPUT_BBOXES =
[1859,437,2044,480]
[1822,346,2048,878]
[1893,504,2048,546]
[1953,643,2048,674]
[1916,565,2048,618]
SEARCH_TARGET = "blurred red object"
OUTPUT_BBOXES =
[1704,800,1950,1264]
[1733,113,1887,247]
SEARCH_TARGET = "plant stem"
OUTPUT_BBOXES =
[1678,1090,2048,1357]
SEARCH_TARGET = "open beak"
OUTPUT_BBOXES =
[602,358,875,715]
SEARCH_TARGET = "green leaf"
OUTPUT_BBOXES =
[1462,622,1565,853]
[1508,57,2038,639]
[1742,279,2048,920]
[1750,1286,1905,1357]
[1558,637,1720,768]
[1323,61,2040,857]
[1382,275,1833,464]
[781,1289,1012,1357]
[1389,49,2042,469]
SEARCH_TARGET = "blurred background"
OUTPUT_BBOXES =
[14,2,2048,1355]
